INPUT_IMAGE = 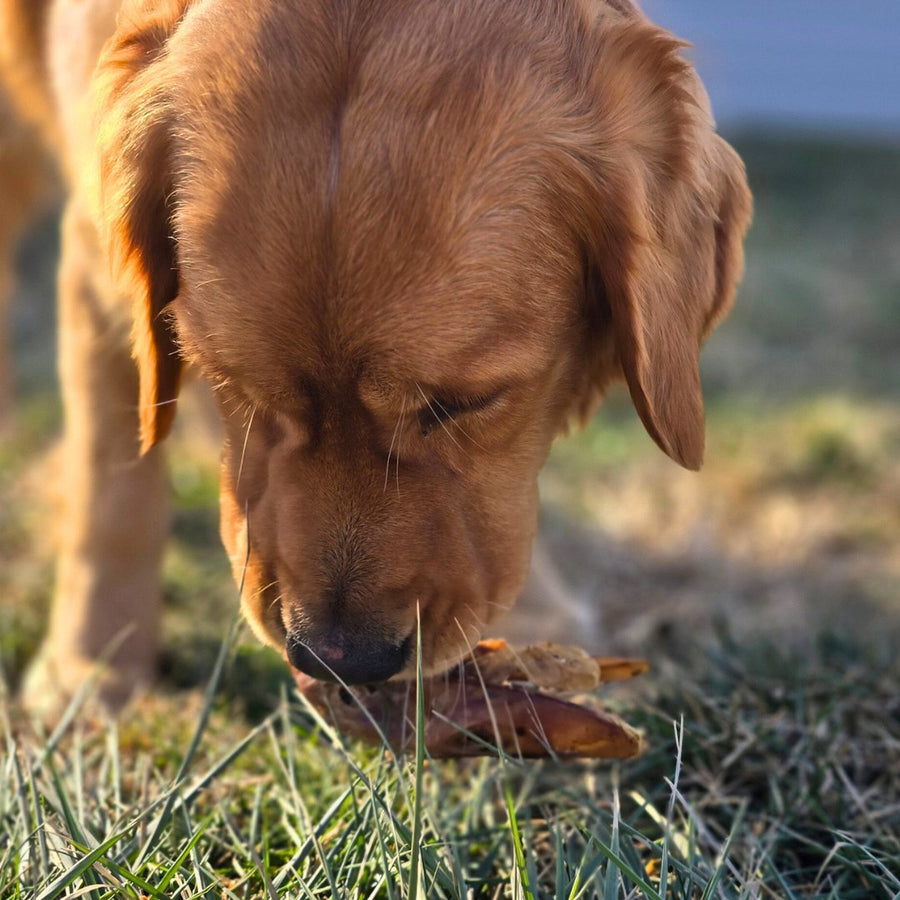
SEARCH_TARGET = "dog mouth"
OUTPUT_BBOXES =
[261,564,503,686]
[276,602,496,687]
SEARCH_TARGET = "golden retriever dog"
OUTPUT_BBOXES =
[0,0,751,712]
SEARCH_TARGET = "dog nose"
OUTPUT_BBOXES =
[286,626,412,685]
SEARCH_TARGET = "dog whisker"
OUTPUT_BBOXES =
[483,598,512,613]
[453,616,479,654]
[449,616,479,716]
[431,398,487,453]
[453,609,486,678]
[235,403,257,492]
[384,394,407,495]
[453,615,509,742]
[250,577,279,597]
[415,383,469,457]
[394,400,406,497]
[235,502,253,600]
[460,602,488,632]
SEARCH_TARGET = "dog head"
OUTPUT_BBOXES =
[93,0,750,682]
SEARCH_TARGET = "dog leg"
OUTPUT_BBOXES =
[500,538,601,648]
[21,203,169,716]
[0,217,14,429]
[0,91,49,430]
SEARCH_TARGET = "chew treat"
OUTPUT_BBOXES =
[291,640,646,759]
[467,640,649,691]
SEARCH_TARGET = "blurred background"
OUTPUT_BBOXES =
[644,0,900,137]
[521,0,900,659]
[1,1,899,690]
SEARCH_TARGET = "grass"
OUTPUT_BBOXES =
[3,627,898,897]
[2,133,900,897]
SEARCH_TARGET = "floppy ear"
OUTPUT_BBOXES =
[92,0,193,452]
[576,19,752,470]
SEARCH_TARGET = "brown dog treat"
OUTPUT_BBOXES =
[468,641,603,692]
[468,641,648,691]
[292,641,645,759]
[593,657,651,683]
[468,640,649,687]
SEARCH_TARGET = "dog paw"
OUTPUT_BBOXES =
[18,649,153,722]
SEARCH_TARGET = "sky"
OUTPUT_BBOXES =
[640,1,900,136]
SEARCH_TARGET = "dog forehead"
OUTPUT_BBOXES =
[175,123,579,388]
[178,225,573,401]
[171,0,586,392]
[171,0,585,270]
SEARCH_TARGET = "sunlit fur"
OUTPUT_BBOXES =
[1,0,750,700]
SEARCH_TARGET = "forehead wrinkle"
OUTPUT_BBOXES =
[354,298,564,401]
[176,274,324,404]
[322,184,577,333]
[178,163,577,407]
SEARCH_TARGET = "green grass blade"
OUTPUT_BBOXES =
[33,830,127,900]
[271,784,354,891]
[504,782,535,900]
[21,744,50,880]
[700,801,746,900]
[135,612,242,868]
[589,834,662,900]
[603,784,621,900]
[156,822,209,893]
[35,629,134,766]
[659,717,684,896]
[407,610,426,900]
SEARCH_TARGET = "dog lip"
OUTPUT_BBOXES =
[397,631,413,670]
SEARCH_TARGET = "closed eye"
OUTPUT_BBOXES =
[418,390,502,437]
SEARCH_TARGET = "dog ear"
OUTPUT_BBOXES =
[92,0,193,452]
[575,19,752,470]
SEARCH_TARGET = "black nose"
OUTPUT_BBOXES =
[286,626,412,685]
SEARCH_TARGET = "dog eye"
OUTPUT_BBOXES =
[419,393,497,436]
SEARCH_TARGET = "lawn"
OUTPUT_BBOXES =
[1,134,899,897]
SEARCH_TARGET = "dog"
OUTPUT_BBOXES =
[0,0,751,713]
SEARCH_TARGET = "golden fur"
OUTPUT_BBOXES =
[0,0,750,708]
